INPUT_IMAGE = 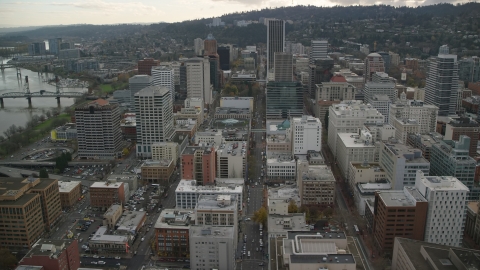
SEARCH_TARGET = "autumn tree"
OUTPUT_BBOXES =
[253,206,268,227]
[288,200,298,213]
[0,249,17,270]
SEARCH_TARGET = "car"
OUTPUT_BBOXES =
[115,256,121,259]
[98,261,106,265]
[259,262,264,266]
[245,218,251,221]
[141,237,145,241]
[177,259,184,262]
[92,255,99,258]
[116,263,121,266]
[100,256,105,259]
[82,254,89,258]
[91,261,98,264]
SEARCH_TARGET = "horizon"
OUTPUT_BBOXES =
[0,0,473,28]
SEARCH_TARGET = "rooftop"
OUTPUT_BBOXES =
[331,100,383,117]
[116,211,147,232]
[357,182,392,195]
[216,141,247,157]
[267,213,309,234]
[467,201,479,215]
[90,226,129,243]
[58,181,81,193]
[220,97,254,101]
[104,204,122,217]
[155,209,194,229]
[141,159,172,167]
[268,185,300,203]
[195,194,236,211]
[377,187,426,207]
[338,132,376,148]
[134,85,170,97]
[448,117,480,127]
[76,99,117,110]
[300,165,334,181]
[55,123,76,132]
[90,181,123,189]
[23,239,75,257]
[182,146,214,155]
[215,107,250,116]
[290,254,355,264]
[176,180,243,194]
[266,152,295,163]
[383,142,429,163]
[351,162,384,171]
[267,119,291,134]
[190,225,235,238]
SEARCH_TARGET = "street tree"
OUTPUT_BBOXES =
[0,249,17,270]
[39,168,49,178]
[253,206,268,226]
[288,200,298,213]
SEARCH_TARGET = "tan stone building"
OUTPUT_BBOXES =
[28,178,62,231]
[297,161,335,209]
[58,180,81,209]
[103,204,123,230]
[141,159,175,185]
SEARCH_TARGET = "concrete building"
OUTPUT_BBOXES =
[175,180,243,210]
[194,38,204,56]
[58,180,81,209]
[266,152,296,180]
[154,209,193,259]
[115,210,146,234]
[151,133,189,167]
[369,94,392,123]
[181,146,216,186]
[348,161,386,192]
[152,65,175,100]
[354,182,391,216]
[391,118,421,144]
[89,226,132,254]
[75,99,123,159]
[465,202,480,247]
[444,117,480,158]
[430,136,478,200]
[138,58,160,76]
[328,100,384,156]
[194,131,223,146]
[406,132,444,161]
[129,75,152,104]
[189,226,236,270]
[48,38,62,55]
[373,188,428,251]
[268,185,301,216]
[315,81,356,122]
[282,231,356,270]
[364,72,396,107]
[336,129,378,179]
[186,57,212,105]
[50,123,77,142]
[266,120,292,153]
[105,175,138,194]
[220,97,254,111]
[0,177,61,249]
[363,123,396,142]
[389,97,439,137]
[267,213,308,238]
[392,237,480,270]
[266,81,303,119]
[291,115,321,155]
[214,107,250,119]
[58,49,80,59]
[364,52,385,83]
[274,52,293,82]
[135,86,174,158]
[415,171,469,246]
[297,161,335,208]
[310,40,328,62]
[89,182,126,209]
[425,45,459,116]
[18,239,80,270]
[267,19,285,73]
[216,141,246,179]
[379,141,430,190]
[140,159,175,186]
[103,204,123,230]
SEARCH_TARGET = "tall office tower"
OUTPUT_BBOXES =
[415,170,468,247]
[75,99,123,159]
[328,101,384,156]
[377,51,391,73]
[48,38,62,55]
[458,56,480,82]
[151,65,175,100]
[430,136,478,200]
[28,42,46,55]
[129,75,152,104]
[425,45,459,116]
[291,115,322,155]
[266,81,303,119]
[204,34,218,57]
[138,58,160,75]
[194,38,204,56]
[444,117,480,158]
[309,40,328,63]
[208,56,220,90]
[186,57,211,104]
[218,45,230,70]
[364,72,397,106]
[179,63,187,98]
[364,53,385,84]
[274,52,293,82]
[267,19,285,73]
[135,86,174,158]
[307,58,335,98]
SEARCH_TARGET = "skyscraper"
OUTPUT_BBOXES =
[204,34,218,57]
[75,99,123,159]
[129,75,152,105]
[186,57,211,104]
[48,38,62,55]
[274,52,293,82]
[218,45,230,70]
[194,38,204,56]
[267,19,285,74]
[266,81,303,119]
[364,53,385,84]
[135,86,174,158]
[310,40,328,63]
[425,45,459,116]
[151,65,175,100]
[138,58,160,75]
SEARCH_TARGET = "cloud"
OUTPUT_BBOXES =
[327,0,469,6]
[51,0,157,12]
[208,0,290,7]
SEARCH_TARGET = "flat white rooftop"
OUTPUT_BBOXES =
[91,226,128,243]
[58,181,81,193]
[90,181,123,189]
[176,180,243,194]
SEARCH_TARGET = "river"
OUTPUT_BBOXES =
[0,65,87,135]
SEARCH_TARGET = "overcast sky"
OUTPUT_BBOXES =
[0,0,470,27]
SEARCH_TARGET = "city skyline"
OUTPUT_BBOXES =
[0,0,471,27]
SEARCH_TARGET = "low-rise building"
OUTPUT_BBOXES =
[89,226,132,254]
[141,159,175,186]
[348,162,386,192]
[266,152,296,181]
[175,180,243,210]
[267,213,309,238]
[175,119,197,138]
[18,239,80,270]
[220,96,254,111]
[194,131,223,146]
[103,204,123,230]
[50,123,77,142]
[266,119,292,153]
[154,209,193,259]
[105,175,138,195]
[214,107,250,119]
[189,226,236,270]
[297,161,335,209]
[391,118,421,144]
[336,129,377,179]
[89,181,126,209]
[268,185,301,215]
[58,180,81,209]
[115,210,147,234]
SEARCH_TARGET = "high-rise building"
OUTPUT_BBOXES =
[274,52,293,82]
[377,51,391,73]
[415,171,468,247]
[135,86,174,158]
[189,226,236,270]
[181,146,216,185]
[389,95,439,135]
[308,58,335,98]
[28,42,46,55]
[364,52,385,84]
[18,239,80,270]
[267,19,285,73]
[327,100,384,156]
[138,58,160,76]
[218,45,230,70]
[75,99,123,159]
[129,75,152,105]
[216,141,246,179]
[425,45,459,116]
[204,34,218,57]
[186,57,212,104]
[48,38,62,55]
[364,72,397,106]
[444,117,480,158]
[194,38,204,56]
[315,80,356,122]
[0,177,62,249]
[310,40,328,63]
[458,56,480,83]
[373,188,428,251]
[379,141,430,190]
[266,81,303,119]
[152,65,175,100]
[430,136,478,200]
[291,115,322,155]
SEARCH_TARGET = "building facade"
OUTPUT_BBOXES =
[186,57,212,104]
[189,226,236,270]
[152,65,175,100]
[138,58,160,75]
[58,180,81,209]
[291,115,322,155]
[267,19,285,73]
[274,52,293,82]
[266,81,303,119]
[154,209,192,259]
[89,182,126,209]
[297,161,335,209]
[181,146,216,186]
[18,239,80,270]
[444,117,480,158]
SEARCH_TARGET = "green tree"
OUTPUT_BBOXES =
[55,153,69,173]
[65,152,72,161]
[39,168,49,178]
[288,200,298,213]
[122,148,130,156]
[0,249,17,270]
[299,205,310,221]
[253,206,268,226]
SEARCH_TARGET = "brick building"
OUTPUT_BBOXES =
[89,182,126,209]
[58,181,81,209]
[181,146,216,185]
[140,159,175,185]
[445,117,480,157]
[154,209,193,259]
[138,58,160,75]
[18,239,80,270]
